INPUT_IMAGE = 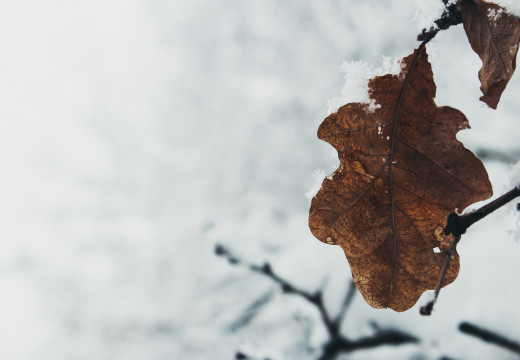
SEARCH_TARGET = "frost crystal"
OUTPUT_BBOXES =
[487,8,505,23]
[492,1,520,16]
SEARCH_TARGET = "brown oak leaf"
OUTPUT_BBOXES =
[308,46,492,312]
[458,0,520,109]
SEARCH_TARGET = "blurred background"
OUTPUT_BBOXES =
[1,0,520,359]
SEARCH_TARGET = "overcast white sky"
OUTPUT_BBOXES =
[0,1,520,359]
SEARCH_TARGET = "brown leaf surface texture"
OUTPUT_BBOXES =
[459,0,520,109]
[309,46,492,312]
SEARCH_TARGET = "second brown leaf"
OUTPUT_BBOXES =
[458,0,520,109]
[309,45,492,312]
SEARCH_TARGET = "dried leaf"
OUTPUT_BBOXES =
[458,0,520,109]
[309,46,492,312]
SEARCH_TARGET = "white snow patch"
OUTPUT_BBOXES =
[327,56,403,115]
[413,0,446,31]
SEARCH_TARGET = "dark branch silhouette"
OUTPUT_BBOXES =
[228,291,273,333]
[459,322,520,356]
[417,0,463,42]
[215,244,418,360]
[235,351,271,360]
[419,234,461,316]
[421,186,520,315]
[445,187,520,238]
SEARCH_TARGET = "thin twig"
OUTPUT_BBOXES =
[216,244,338,337]
[420,234,460,316]
[445,186,520,237]
[333,280,356,327]
[459,322,520,356]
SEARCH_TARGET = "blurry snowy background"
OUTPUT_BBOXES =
[1,0,520,359]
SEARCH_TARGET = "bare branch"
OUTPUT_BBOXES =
[459,322,520,356]
[216,244,418,359]
[445,186,520,237]
[215,244,337,337]
[333,280,356,327]
[420,234,460,315]
[421,186,520,315]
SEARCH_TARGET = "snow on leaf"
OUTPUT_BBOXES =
[327,57,403,115]
[308,46,492,312]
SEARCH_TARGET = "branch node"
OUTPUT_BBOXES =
[419,301,434,316]
[262,263,272,275]
[281,283,293,293]
[444,212,467,237]
[235,352,248,360]
[215,243,228,256]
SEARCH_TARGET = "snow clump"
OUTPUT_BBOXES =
[327,56,403,115]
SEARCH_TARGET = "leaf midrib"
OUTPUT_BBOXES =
[385,44,427,306]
